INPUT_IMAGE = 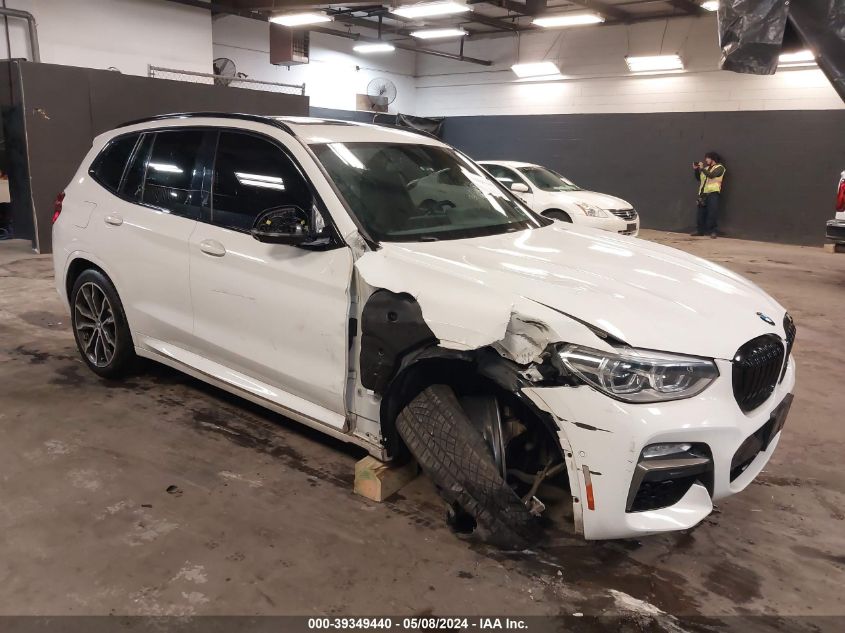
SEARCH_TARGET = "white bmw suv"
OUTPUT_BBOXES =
[53,113,795,545]
[479,160,640,236]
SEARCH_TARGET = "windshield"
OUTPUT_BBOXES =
[311,142,549,242]
[518,166,581,192]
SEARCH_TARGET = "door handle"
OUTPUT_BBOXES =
[199,239,226,257]
[104,214,123,226]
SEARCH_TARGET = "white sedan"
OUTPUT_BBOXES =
[480,160,640,236]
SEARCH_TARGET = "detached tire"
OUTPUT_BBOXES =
[396,384,538,548]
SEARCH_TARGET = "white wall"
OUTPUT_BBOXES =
[415,15,843,117]
[0,0,213,76]
[212,15,416,114]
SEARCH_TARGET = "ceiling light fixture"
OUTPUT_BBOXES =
[269,12,332,27]
[625,54,684,72]
[533,13,604,28]
[410,28,467,39]
[701,1,719,11]
[511,61,561,78]
[354,42,396,53]
[778,49,816,67]
[392,1,471,19]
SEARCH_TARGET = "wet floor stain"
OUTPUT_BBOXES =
[791,545,845,569]
[703,560,762,602]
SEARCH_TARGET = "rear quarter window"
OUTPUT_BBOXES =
[88,134,139,193]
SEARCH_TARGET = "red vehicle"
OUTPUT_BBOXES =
[826,171,845,245]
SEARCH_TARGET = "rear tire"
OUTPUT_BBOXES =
[396,384,538,548]
[70,269,136,379]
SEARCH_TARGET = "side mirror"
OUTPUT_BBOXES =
[251,206,312,245]
[510,182,530,194]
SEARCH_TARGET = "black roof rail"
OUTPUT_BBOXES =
[117,112,296,136]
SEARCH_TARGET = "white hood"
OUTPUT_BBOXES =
[355,224,788,361]
[563,190,633,210]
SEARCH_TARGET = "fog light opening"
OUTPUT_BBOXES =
[642,442,693,459]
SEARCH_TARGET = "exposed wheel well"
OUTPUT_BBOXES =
[542,209,573,223]
[65,258,106,305]
[380,352,574,533]
[379,353,564,467]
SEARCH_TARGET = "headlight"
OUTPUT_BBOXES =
[556,344,719,403]
[574,202,608,218]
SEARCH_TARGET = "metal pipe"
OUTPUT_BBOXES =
[311,25,492,65]
[0,6,39,62]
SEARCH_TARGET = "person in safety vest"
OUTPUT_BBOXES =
[692,151,726,238]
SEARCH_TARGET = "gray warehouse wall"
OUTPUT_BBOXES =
[1,61,309,254]
[442,111,845,245]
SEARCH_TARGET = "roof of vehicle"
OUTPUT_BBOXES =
[114,112,444,146]
[478,160,538,169]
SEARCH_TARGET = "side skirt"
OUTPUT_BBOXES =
[135,341,388,460]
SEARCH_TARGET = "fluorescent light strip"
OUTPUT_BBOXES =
[354,43,396,53]
[391,1,471,19]
[235,172,286,190]
[511,61,560,78]
[269,12,332,27]
[533,13,604,28]
[701,1,718,11]
[778,49,816,66]
[625,54,684,72]
[410,28,467,39]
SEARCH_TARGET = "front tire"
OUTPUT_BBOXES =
[543,209,573,223]
[396,384,538,548]
[70,269,135,379]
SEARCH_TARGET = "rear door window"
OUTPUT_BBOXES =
[89,134,139,193]
[141,130,212,219]
[121,133,154,200]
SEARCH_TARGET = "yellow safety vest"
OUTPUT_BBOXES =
[699,164,725,195]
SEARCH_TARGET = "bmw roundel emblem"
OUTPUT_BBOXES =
[757,312,775,326]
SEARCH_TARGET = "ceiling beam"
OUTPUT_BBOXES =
[556,1,632,22]
[666,0,705,15]
[469,0,631,22]
[464,11,525,31]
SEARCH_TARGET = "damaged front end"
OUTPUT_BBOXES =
[354,262,622,540]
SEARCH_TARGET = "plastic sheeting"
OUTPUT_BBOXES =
[788,0,845,102]
[719,0,790,74]
[395,113,445,138]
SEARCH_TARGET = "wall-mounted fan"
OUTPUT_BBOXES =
[366,77,397,112]
[213,57,247,86]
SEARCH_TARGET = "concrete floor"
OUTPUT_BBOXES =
[1,231,844,628]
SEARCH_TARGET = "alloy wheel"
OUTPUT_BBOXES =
[74,281,117,367]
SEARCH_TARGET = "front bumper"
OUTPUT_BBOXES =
[577,212,640,237]
[826,219,845,244]
[523,356,796,540]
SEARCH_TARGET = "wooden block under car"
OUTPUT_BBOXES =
[823,243,845,253]
[354,456,419,502]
